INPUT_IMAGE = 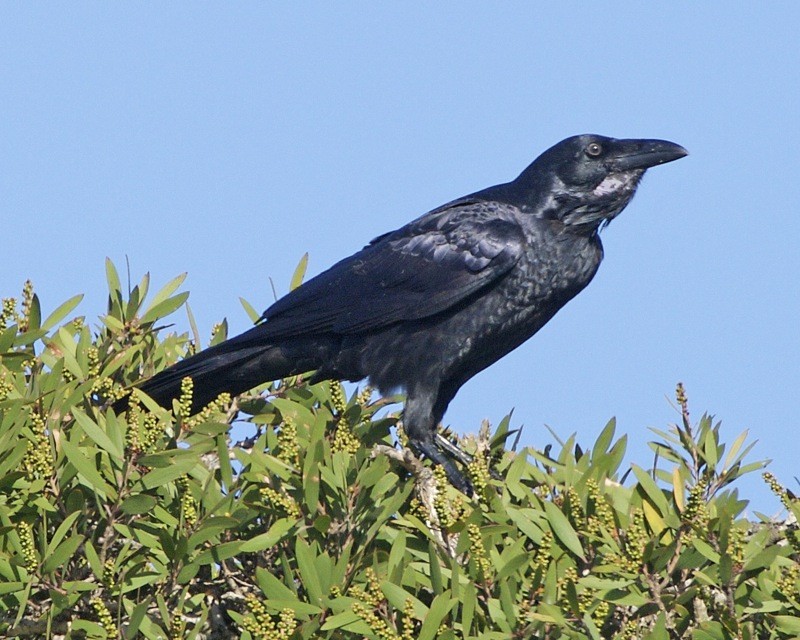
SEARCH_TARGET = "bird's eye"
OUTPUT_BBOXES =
[585,142,603,158]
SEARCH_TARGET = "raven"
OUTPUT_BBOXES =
[127,134,686,494]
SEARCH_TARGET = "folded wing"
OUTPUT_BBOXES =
[257,200,526,339]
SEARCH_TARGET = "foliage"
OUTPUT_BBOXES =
[0,261,798,639]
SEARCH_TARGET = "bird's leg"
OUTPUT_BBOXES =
[435,432,503,482]
[435,432,474,466]
[409,437,474,497]
[403,396,474,496]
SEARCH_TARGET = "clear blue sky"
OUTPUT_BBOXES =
[2,4,798,512]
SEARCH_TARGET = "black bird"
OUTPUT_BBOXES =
[127,134,686,494]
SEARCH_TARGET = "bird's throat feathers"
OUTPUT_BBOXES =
[531,169,645,231]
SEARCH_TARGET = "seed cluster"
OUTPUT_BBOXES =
[240,595,297,639]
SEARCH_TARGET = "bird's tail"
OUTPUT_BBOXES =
[117,326,321,414]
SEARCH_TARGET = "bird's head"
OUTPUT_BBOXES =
[513,134,687,231]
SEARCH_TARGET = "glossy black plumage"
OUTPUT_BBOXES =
[129,134,687,494]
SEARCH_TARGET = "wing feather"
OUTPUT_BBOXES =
[257,200,525,337]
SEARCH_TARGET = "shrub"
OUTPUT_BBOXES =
[0,261,797,639]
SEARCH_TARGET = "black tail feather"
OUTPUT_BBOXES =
[115,327,320,413]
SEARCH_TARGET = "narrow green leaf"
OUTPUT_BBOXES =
[496,550,529,580]
[105,257,122,295]
[41,294,84,332]
[216,430,233,491]
[387,531,407,581]
[418,592,455,640]
[84,540,102,578]
[73,409,122,459]
[194,540,245,565]
[255,567,296,600]
[592,418,616,459]
[120,494,159,515]
[543,500,585,559]
[290,253,309,291]
[140,291,190,325]
[28,293,42,330]
[239,518,295,552]
[382,582,425,618]
[125,596,153,637]
[642,613,669,640]
[0,582,24,595]
[295,539,324,605]
[140,455,198,490]
[42,533,84,574]
[142,272,188,318]
[187,517,240,549]
[71,621,108,636]
[61,439,115,500]
[239,297,262,323]
[46,511,82,554]
[460,582,477,637]
[672,466,685,513]
[703,428,719,468]
[429,540,444,594]
[692,538,721,563]
[320,611,367,632]
[631,464,669,515]
[722,429,748,471]
[185,301,202,348]
[642,500,666,536]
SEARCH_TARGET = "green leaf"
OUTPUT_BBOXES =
[295,538,324,606]
[194,540,245,565]
[496,549,529,580]
[61,439,116,500]
[0,581,24,595]
[642,500,666,536]
[418,592,455,640]
[120,494,159,515]
[643,613,669,640]
[84,540,102,578]
[239,297,262,323]
[46,510,82,554]
[71,620,108,636]
[28,293,42,331]
[320,610,367,632]
[125,596,153,637]
[239,518,295,552]
[140,291,190,325]
[382,582,425,618]
[141,272,188,318]
[255,567,297,600]
[290,253,309,291]
[185,301,202,348]
[42,533,84,574]
[692,538,720,563]
[73,409,122,459]
[140,455,198,490]
[702,428,719,468]
[460,582,477,636]
[105,257,122,295]
[592,418,616,459]
[40,294,84,331]
[543,500,585,559]
[387,531,407,582]
[631,464,669,515]
[429,540,444,594]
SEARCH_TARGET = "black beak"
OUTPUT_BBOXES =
[612,139,688,172]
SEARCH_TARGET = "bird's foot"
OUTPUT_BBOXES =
[434,432,503,482]
[410,438,474,497]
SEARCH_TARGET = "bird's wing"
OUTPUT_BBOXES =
[258,200,526,337]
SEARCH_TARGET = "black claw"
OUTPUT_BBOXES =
[409,437,474,497]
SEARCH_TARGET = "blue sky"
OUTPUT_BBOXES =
[2,4,798,511]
